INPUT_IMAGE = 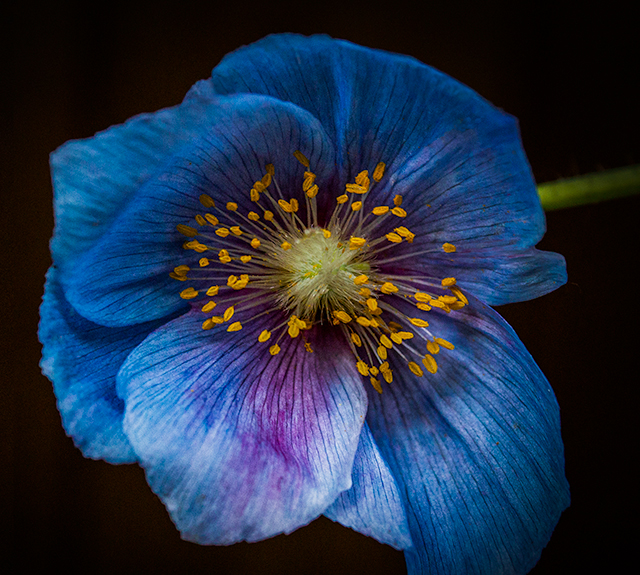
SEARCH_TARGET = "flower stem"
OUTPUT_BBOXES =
[537,164,640,211]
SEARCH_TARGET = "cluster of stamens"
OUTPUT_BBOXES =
[171,151,466,393]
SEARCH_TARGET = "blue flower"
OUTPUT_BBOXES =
[40,34,569,574]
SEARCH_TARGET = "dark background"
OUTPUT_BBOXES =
[4,2,637,574]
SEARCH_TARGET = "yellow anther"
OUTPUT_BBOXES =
[202,301,217,312]
[417,303,432,311]
[441,277,456,287]
[223,306,235,322]
[202,318,215,330]
[370,377,383,394]
[351,332,362,347]
[261,172,272,187]
[232,279,248,291]
[408,361,424,377]
[179,287,199,300]
[356,361,369,376]
[351,201,363,211]
[205,213,218,225]
[434,337,455,350]
[409,317,429,328]
[377,346,388,360]
[370,366,379,376]
[386,232,402,243]
[450,301,466,310]
[227,321,243,332]
[278,199,292,212]
[356,316,371,327]
[227,275,238,287]
[219,255,232,264]
[215,228,230,238]
[184,240,208,253]
[250,188,260,202]
[195,214,206,226]
[269,344,281,356]
[382,369,393,383]
[372,206,390,215]
[199,194,215,208]
[293,150,310,167]
[379,361,390,373]
[266,163,275,176]
[380,282,399,294]
[414,292,432,302]
[304,342,313,353]
[306,184,319,198]
[303,171,316,191]
[450,286,469,304]
[398,331,414,340]
[390,332,403,345]
[176,224,198,237]
[394,226,415,242]
[199,258,210,267]
[334,310,352,323]
[380,334,393,349]
[359,287,371,297]
[281,241,292,251]
[393,195,403,206]
[369,317,381,326]
[346,183,368,195]
[349,236,366,249]
[426,340,440,354]
[169,272,186,281]
[206,285,219,296]
[289,198,299,212]
[430,299,447,309]
[439,295,458,305]
[230,226,243,236]
[336,194,348,204]
[219,248,230,259]
[288,322,300,338]
[391,207,407,218]
[173,265,190,276]
[237,255,250,264]
[248,211,260,221]
[355,170,369,186]
[226,202,238,211]
[322,229,331,238]
[258,330,272,342]
[422,354,438,374]
[366,298,378,312]
[442,242,457,253]
[264,211,274,221]
[253,181,266,193]
[250,238,261,249]
[354,274,369,285]
[373,162,385,182]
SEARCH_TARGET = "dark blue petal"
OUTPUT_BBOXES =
[117,309,366,544]
[50,80,221,272]
[365,295,569,575]
[39,267,165,463]
[210,34,560,302]
[63,94,336,327]
[324,422,412,550]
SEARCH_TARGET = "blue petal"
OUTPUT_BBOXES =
[210,34,560,303]
[50,79,221,272]
[117,309,366,544]
[365,295,569,575]
[63,94,336,327]
[324,422,412,550]
[39,267,166,463]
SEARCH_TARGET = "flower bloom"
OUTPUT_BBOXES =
[40,34,569,574]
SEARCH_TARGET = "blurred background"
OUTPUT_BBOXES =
[4,1,637,573]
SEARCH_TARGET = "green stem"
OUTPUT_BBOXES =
[537,164,640,211]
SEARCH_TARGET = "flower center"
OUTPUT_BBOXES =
[172,151,465,392]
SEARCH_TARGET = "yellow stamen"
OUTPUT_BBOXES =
[380,334,393,349]
[253,181,266,193]
[408,361,424,377]
[266,163,275,176]
[372,206,390,215]
[278,199,292,213]
[264,211,274,221]
[409,317,429,328]
[303,171,316,191]
[223,306,235,322]
[351,332,362,347]
[176,224,197,237]
[294,150,310,167]
[199,194,215,208]
[173,265,190,276]
[227,321,242,332]
[426,340,440,354]
[322,229,331,238]
[355,170,369,186]
[349,236,366,249]
[306,184,319,198]
[351,201,363,211]
[434,337,455,350]
[290,198,299,212]
[370,377,383,394]
[261,172,272,187]
[215,228,230,238]
[248,211,260,221]
[359,287,371,297]
[386,232,402,243]
[414,292,432,302]
[281,241,292,251]
[356,316,371,327]
[422,354,438,374]
[199,257,210,267]
[240,255,252,263]
[377,345,388,360]
[201,301,217,312]
[336,194,348,204]
[450,286,469,304]
[304,342,313,352]
[393,195,403,206]
[269,344,281,355]
[346,183,368,195]
[250,238,261,249]
[439,295,458,305]
[382,369,393,383]
[391,207,407,218]
[380,282,398,294]
[226,202,238,211]
[258,330,271,342]
[195,214,206,226]
[366,298,378,312]
[356,361,369,376]
[179,287,198,300]
[206,286,219,296]
[334,310,352,323]
[250,188,260,202]
[441,277,456,287]
[373,162,385,182]
[205,214,218,225]
[442,242,456,253]
[354,274,369,285]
